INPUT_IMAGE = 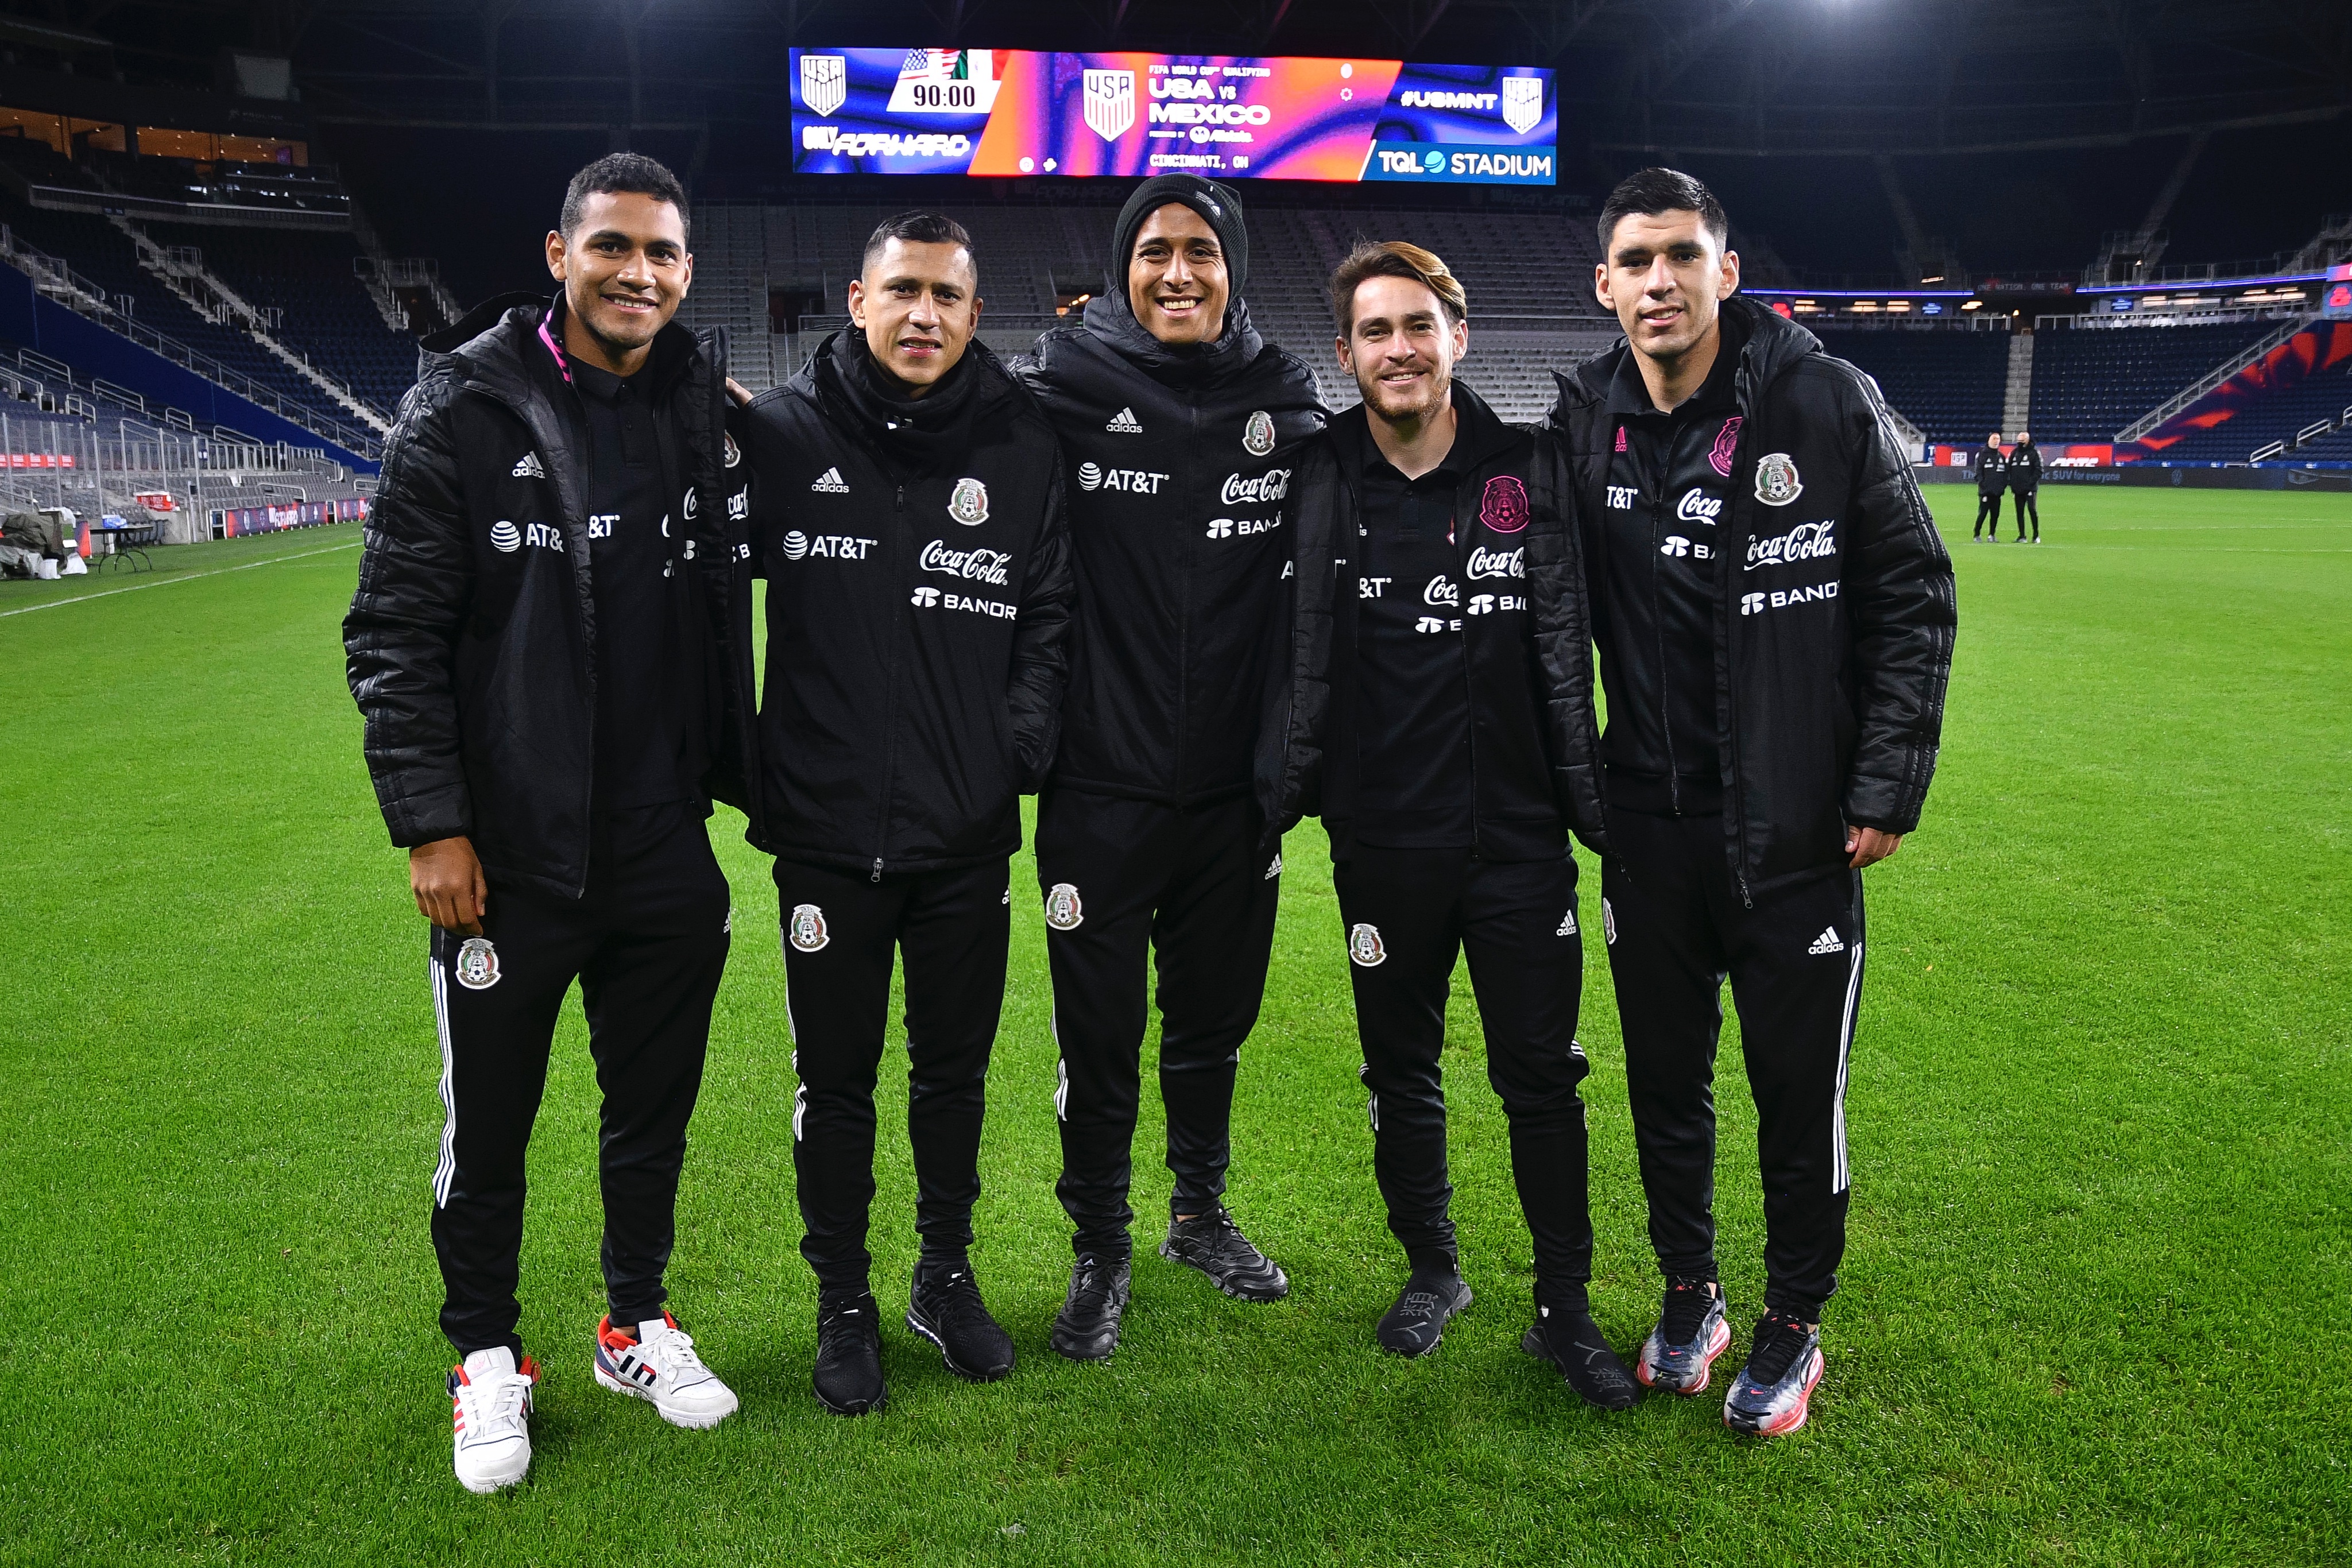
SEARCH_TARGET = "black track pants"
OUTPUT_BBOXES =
[1973,490,2003,537]
[1035,789,1281,1257]
[775,856,1009,1292]
[2011,487,2039,540]
[1600,808,1865,1319]
[428,804,732,1356]
[1332,847,1596,1307]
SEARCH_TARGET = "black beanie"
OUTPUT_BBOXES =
[1108,173,1250,304]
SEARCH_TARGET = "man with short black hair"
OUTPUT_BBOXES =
[737,212,1073,1415]
[1972,431,2006,541]
[2007,429,2042,542]
[1015,175,1323,1361]
[1547,167,1955,1437]
[346,152,758,1493]
[1262,241,1638,1410]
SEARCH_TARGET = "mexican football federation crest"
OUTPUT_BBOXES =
[1754,451,1804,507]
[1243,410,1276,457]
[1348,923,1387,967]
[1479,474,1529,534]
[787,904,830,954]
[1501,75,1544,136]
[799,53,848,118]
[455,936,501,990]
[948,476,990,526]
[1044,883,1085,932]
[1083,69,1136,142]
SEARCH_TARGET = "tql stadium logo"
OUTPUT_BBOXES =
[1084,70,1135,141]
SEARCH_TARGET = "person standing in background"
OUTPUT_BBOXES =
[1971,431,2005,541]
[2007,430,2042,543]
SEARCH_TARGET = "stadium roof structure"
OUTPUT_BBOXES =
[16,0,2347,160]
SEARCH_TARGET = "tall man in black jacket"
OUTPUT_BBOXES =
[1262,242,1639,1410]
[736,213,1074,1416]
[1550,169,1955,1438]
[345,155,758,1493]
[1015,175,1324,1360]
[2008,429,2043,542]
[1972,431,2006,541]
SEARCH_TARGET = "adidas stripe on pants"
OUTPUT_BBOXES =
[1598,807,1864,1321]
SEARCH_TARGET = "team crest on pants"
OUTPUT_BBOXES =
[1348,923,1387,967]
[787,904,830,953]
[454,936,501,990]
[1045,883,1085,931]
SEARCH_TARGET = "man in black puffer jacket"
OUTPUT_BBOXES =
[2007,429,2042,542]
[1971,431,2006,541]
[345,156,758,1491]
[1548,169,1955,1439]
[1013,174,1324,1360]
[735,212,1073,1416]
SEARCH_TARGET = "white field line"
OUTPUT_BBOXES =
[0,540,360,620]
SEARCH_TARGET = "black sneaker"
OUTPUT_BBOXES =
[1050,1252,1132,1362]
[906,1263,1016,1382]
[1160,1207,1290,1301]
[812,1290,887,1416]
[1521,1304,1641,1410]
[1376,1270,1472,1357]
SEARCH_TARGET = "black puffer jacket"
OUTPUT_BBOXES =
[1258,381,1599,862]
[1548,296,1958,895]
[737,333,1074,877]
[1015,292,1325,806]
[2006,439,2042,490]
[343,292,759,900]
[1972,441,2006,493]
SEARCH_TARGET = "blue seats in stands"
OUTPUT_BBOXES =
[1809,328,2010,445]
[2028,322,2274,443]
[2142,355,2352,463]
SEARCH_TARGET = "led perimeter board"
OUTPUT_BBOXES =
[792,49,1556,185]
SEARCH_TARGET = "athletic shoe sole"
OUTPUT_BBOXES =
[593,1363,740,1430]
[456,1451,530,1495]
[1157,1240,1290,1302]
[904,1307,1014,1383]
[1636,1318,1734,1394]
[813,1382,887,1417]
[1724,1347,1825,1437]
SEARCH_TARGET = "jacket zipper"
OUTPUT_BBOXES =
[1174,395,1197,803]
[869,481,908,881]
[1647,424,1681,816]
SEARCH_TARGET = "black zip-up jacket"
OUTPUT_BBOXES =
[1260,381,1604,861]
[1548,296,1958,895]
[737,333,1074,877]
[1972,441,2006,493]
[1015,292,1325,807]
[343,292,760,900]
[2006,439,2042,490]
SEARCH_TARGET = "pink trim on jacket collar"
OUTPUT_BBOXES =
[537,307,572,384]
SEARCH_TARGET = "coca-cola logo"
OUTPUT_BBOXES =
[1744,519,1836,572]
[919,538,1012,586]
[1676,487,1724,525]
[1465,545,1523,580]
[1423,575,1459,607]
[1220,469,1291,505]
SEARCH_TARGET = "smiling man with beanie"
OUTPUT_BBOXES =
[1014,174,1325,1361]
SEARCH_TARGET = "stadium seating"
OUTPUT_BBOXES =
[1808,327,2010,445]
[2141,355,2352,464]
[2028,321,2276,442]
[0,134,102,193]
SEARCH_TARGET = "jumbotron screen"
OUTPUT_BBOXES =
[791,48,1556,185]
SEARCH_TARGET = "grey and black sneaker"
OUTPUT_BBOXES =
[1521,1304,1641,1410]
[1376,1270,1472,1357]
[1637,1276,1732,1393]
[1050,1252,1132,1362]
[1723,1311,1825,1437]
[812,1289,887,1416]
[906,1263,1016,1383]
[1160,1207,1289,1301]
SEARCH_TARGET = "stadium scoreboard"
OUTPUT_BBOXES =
[792,48,1556,185]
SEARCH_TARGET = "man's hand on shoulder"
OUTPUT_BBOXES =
[411,835,488,934]
[1846,824,1903,870]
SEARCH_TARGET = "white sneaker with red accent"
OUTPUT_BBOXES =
[1723,1311,1825,1437]
[449,1346,537,1494]
[593,1313,740,1429]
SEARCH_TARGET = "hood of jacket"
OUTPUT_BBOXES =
[1558,295,1820,420]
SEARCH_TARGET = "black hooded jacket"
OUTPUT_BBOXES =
[343,292,759,900]
[1548,296,1958,895]
[737,331,1074,877]
[2006,439,2042,490]
[1014,290,1325,806]
[1260,381,1604,861]
[1972,440,2006,493]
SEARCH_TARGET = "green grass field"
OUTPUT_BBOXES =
[1,487,2345,1565]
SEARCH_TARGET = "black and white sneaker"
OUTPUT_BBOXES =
[1376,1270,1472,1357]
[1160,1207,1290,1301]
[813,1290,887,1416]
[1050,1252,1132,1362]
[1521,1304,1641,1410]
[906,1263,1016,1382]
[1637,1276,1732,1394]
